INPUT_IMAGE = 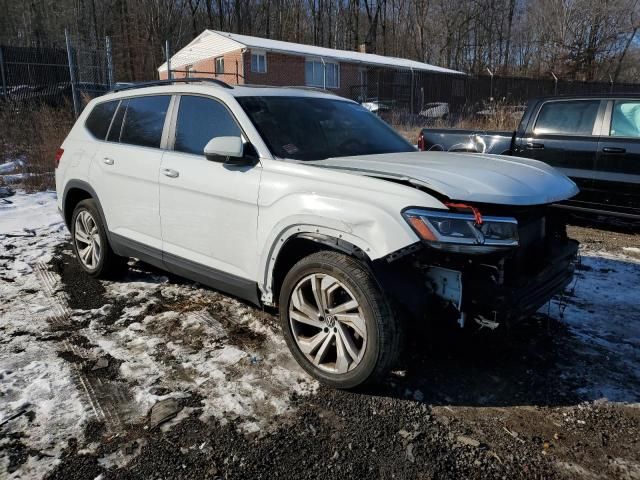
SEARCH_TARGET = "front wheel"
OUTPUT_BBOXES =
[278,251,402,389]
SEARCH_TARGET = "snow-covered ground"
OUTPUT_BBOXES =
[1,191,639,478]
[0,191,316,478]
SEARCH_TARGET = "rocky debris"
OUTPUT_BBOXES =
[91,357,109,371]
[148,398,182,430]
[456,435,481,447]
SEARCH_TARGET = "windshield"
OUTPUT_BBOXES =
[236,96,415,160]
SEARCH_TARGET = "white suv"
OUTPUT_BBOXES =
[56,79,579,389]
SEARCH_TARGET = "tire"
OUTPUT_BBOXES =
[278,251,402,389]
[70,199,127,278]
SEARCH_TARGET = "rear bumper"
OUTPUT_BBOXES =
[463,239,578,322]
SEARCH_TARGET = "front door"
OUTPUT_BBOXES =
[596,99,640,218]
[159,94,261,290]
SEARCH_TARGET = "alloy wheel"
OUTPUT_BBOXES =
[74,210,101,270]
[289,273,367,374]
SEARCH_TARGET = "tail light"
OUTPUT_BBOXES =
[55,148,64,168]
[417,132,425,151]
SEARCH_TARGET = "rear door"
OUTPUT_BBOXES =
[596,99,640,217]
[159,94,261,290]
[89,94,171,251]
[520,99,605,207]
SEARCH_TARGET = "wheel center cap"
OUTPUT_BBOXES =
[325,314,336,327]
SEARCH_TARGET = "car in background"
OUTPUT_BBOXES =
[419,95,640,222]
[419,102,449,120]
[360,98,391,113]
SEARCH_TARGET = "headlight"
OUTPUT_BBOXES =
[403,208,518,254]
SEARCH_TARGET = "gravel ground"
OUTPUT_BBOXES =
[1,195,639,480]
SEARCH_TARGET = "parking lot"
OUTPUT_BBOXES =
[1,191,639,479]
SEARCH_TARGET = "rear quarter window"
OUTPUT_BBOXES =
[85,100,118,139]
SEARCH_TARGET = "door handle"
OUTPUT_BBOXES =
[102,157,114,165]
[161,168,179,178]
[602,147,626,154]
[525,142,544,150]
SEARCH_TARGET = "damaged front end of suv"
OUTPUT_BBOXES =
[381,201,578,330]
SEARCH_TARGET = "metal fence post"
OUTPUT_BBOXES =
[165,40,172,80]
[609,74,614,93]
[65,29,80,117]
[105,36,114,87]
[0,46,7,99]
[410,68,414,115]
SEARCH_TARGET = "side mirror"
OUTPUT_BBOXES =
[204,136,244,162]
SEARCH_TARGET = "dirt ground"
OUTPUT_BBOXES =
[1,194,639,480]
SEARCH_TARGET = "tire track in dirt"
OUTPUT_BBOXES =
[34,261,125,434]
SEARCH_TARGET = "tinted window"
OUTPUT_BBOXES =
[610,100,640,138]
[237,96,414,161]
[85,100,118,139]
[534,100,600,135]
[174,96,241,155]
[107,100,127,142]
[120,95,170,148]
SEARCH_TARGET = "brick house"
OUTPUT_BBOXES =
[158,30,462,103]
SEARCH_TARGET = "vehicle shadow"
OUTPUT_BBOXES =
[373,316,590,407]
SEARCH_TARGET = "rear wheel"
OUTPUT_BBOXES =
[71,199,127,278]
[279,251,401,389]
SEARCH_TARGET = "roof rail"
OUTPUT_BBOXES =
[111,78,233,92]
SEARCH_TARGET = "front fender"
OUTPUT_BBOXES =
[257,205,421,303]
[255,161,447,304]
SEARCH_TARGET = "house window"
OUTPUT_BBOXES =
[251,52,267,73]
[215,57,225,77]
[305,59,339,89]
[185,65,193,78]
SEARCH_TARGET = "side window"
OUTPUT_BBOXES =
[610,100,640,138]
[85,100,118,139]
[215,57,224,77]
[251,52,267,73]
[174,95,241,155]
[106,100,127,142]
[534,100,600,135]
[120,95,171,148]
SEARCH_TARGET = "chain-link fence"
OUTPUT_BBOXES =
[160,50,640,133]
[0,31,113,117]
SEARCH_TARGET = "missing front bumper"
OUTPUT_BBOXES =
[462,239,579,324]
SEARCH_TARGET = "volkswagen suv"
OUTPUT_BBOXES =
[56,79,579,389]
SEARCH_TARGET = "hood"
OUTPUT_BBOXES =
[311,151,579,206]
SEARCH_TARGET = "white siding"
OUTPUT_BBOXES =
[158,32,244,72]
